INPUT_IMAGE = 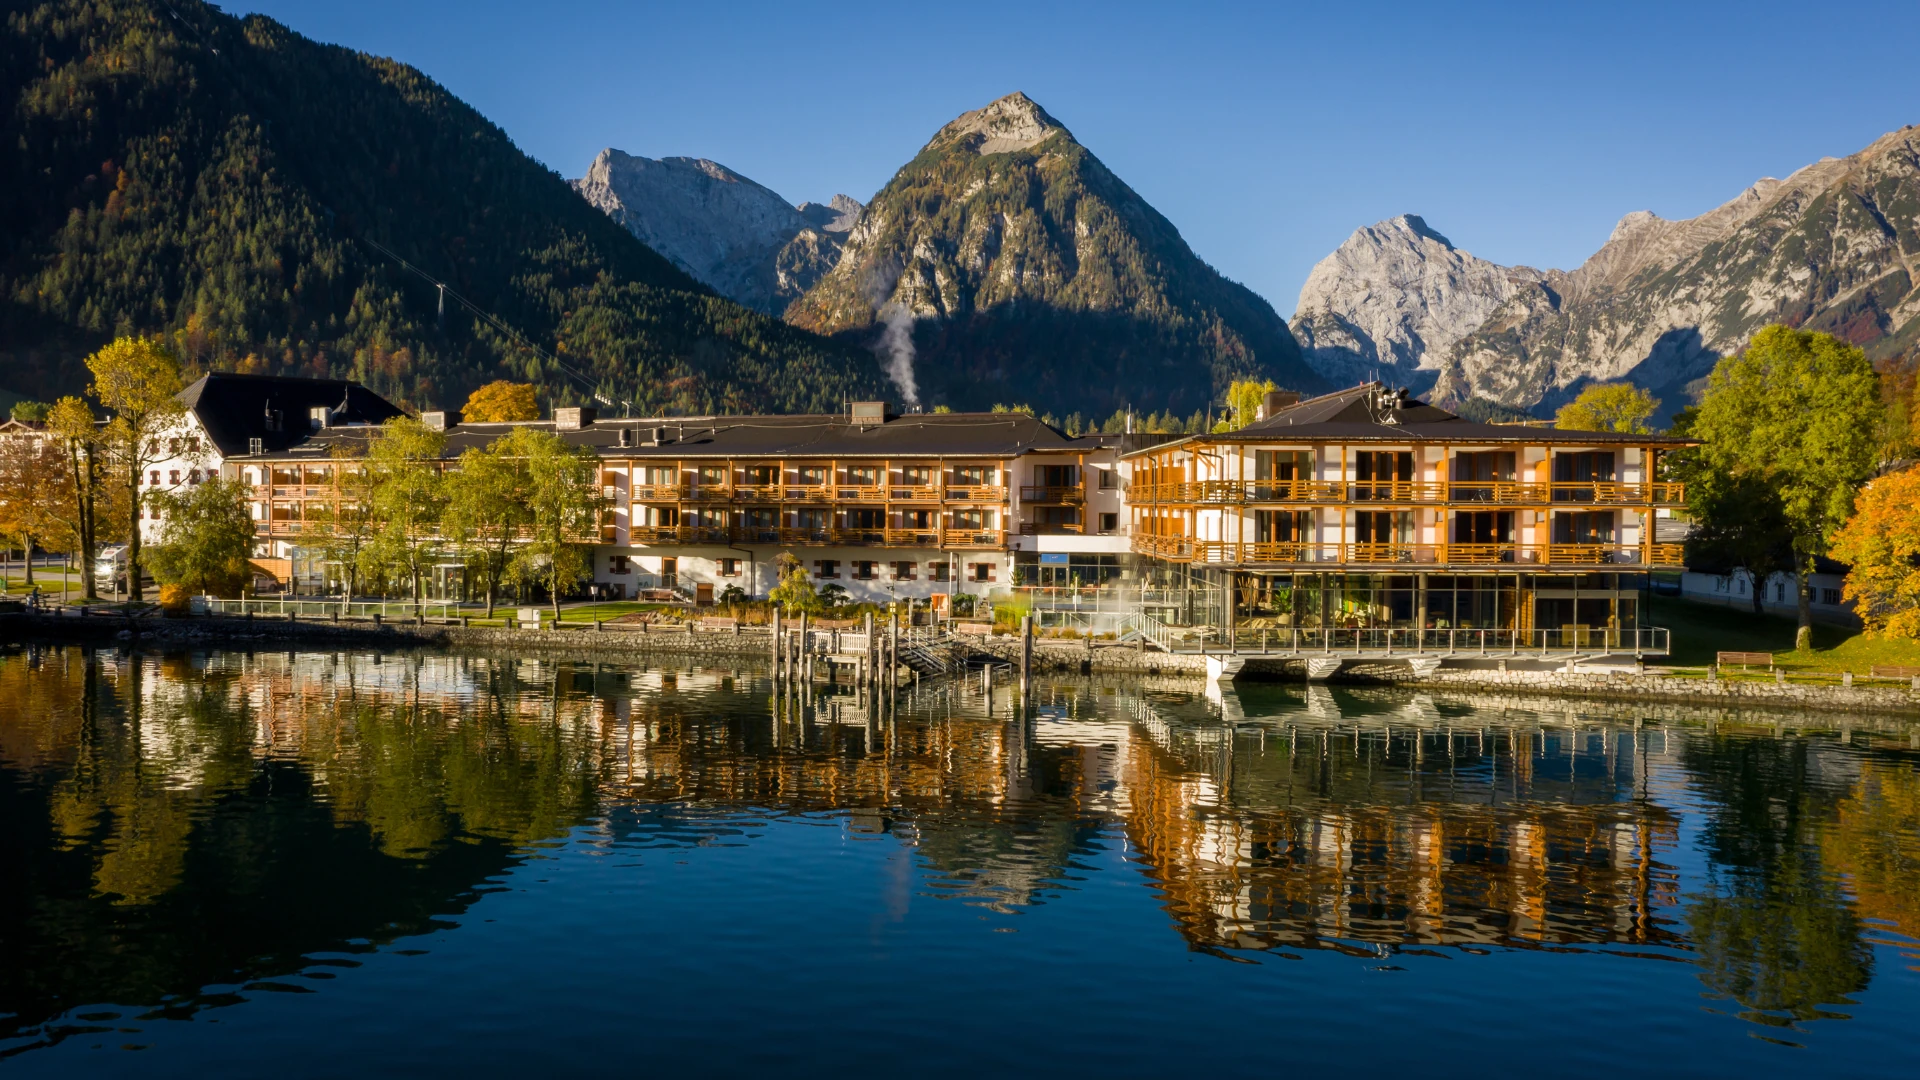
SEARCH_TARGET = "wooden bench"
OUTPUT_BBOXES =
[953,621,994,636]
[1869,665,1920,679]
[1717,651,1774,670]
[638,588,679,602]
[698,617,738,632]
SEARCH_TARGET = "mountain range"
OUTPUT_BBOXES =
[578,93,1320,418]
[0,0,882,414]
[1292,128,1920,419]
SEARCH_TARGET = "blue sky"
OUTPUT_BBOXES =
[234,0,1920,316]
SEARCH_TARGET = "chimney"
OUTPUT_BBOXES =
[554,406,597,431]
[617,426,634,447]
[421,409,461,431]
[848,401,888,427]
[649,426,669,447]
[1256,390,1302,421]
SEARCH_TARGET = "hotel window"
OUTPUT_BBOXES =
[952,465,995,487]
[1255,509,1310,543]
[968,562,996,583]
[188,469,202,484]
[1099,468,1117,489]
[149,470,161,485]
[1819,587,1841,605]
[609,555,630,575]
[814,560,840,579]
[742,465,777,486]
[797,465,828,487]
[845,465,880,487]
[1255,450,1313,482]
[930,562,950,582]
[1552,511,1616,544]
[902,465,934,487]
[696,465,727,488]
[853,560,878,580]
[168,470,180,485]
[844,508,884,531]
[718,558,741,577]
[891,561,917,581]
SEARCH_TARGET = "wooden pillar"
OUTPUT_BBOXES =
[1019,613,1033,694]
[771,608,782,680]
[864,611,875,688]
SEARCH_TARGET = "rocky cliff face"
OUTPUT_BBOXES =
[785,92,1317,415]
[572,150,863,315]
[1430,127,1920,417]
[1290,215,1543,391]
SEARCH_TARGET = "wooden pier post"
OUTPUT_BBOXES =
[1019,614,1032,695]
[771,608,782,680]
[864,612,875,688]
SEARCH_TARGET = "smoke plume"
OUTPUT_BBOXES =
[874,302,920,406]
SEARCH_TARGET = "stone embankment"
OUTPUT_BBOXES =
[6,614,1917,716]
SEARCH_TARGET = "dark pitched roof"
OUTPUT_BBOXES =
[1125,383,1695,455]
[251,410,1091,461]
[181,373,406,456]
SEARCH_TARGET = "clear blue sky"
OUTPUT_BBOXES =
[235,0,1920,317]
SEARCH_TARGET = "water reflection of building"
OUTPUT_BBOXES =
[1112,692,1687,954]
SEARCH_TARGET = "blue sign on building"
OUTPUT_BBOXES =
[1039,553,1070,565]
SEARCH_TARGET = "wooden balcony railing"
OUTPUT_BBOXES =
[889,485,942,502]
[618,525,1008,549]
[1020,522,1084,535]
[834,485,886,502]
[944,485,1008,502]
[1021,485,1085,504]
[1131,480,1686,506]
[1131,535,1685,567]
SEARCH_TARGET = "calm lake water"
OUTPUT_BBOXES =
[2,645,1918,1076]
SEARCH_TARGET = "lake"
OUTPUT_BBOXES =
[1,645,1916,1076]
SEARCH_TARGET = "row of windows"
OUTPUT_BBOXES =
[1708,577,1846,606]
[146,469,205,486]
[601,556,995,583]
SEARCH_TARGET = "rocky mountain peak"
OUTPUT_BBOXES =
[796,193,863,233]
[925,91,1071,155]
[1290,214,1542,390]
[573,150,853,316]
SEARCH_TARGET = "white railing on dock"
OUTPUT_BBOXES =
[198,597,461,621]
[1135,624,1669,656]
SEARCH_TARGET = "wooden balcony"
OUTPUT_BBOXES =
[889,485,942,502]
[833,485,886,502]
[1131,480,1686,506]
[619,525,1007,549]
[944,485,1008,503]
[1131,535,1685,568]
[1021,485,1085,505]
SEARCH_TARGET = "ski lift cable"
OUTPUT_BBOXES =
[361,237,618,407]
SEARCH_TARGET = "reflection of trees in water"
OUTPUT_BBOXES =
[1822,761,1920,969]
[0,646,606,1054]
[1680,735,1874,1029]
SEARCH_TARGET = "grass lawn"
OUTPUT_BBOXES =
[1649,596,1920,674]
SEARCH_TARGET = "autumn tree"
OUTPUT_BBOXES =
[1829,466,1920,637]
[443,435,532,617]
[462,381,540,422]
[503,427,602,620]
[1213,378,1279,432]
[46,396,112,599]
[87,336,188,602]
[363,418,449,615]
[1689,326,1880,649]
[1554,383,1659,434]
[0,428,69,590]
[1667,406,1793,615]
[144,479,255,596]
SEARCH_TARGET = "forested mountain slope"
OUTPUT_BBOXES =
[0,0,882,413]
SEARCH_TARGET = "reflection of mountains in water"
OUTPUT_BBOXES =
[3,645,1916,1048]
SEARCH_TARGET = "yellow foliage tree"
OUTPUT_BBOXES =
[1829,465,1920,637]
[1553,383,1659,433]
[1214,378,1279,432]
[462,381,540,422]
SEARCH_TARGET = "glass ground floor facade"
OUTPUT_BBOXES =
[1226,571,1649,632]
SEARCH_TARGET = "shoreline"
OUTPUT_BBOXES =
[6,612,1917,717]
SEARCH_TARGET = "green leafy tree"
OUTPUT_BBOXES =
[1689,327,1881,649]
[10,401,51,423]
[1666,406,1794,616]
[443,437,532,618]
[1554,382,1659,433]
[144,478,254,596]
[503,427,602,620]
[363,418,449,615]
[768,551,822,614]
[298,448,382,613]
[88,335,188,602]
